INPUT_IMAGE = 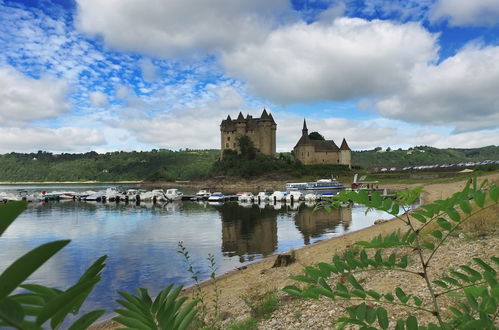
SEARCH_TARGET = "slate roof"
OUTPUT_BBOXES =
[220,109,276,131]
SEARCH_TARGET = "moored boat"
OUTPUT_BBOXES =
[207,192,225,202]
[165,189,183,201]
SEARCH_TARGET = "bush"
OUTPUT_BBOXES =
[284,178,499,329]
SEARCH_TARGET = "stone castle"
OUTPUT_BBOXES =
[219,111,351,167]
[293,119,351,167]
[220,109,276,156]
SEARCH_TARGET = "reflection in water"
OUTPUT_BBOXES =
[0,196,395,320]
[294,205,352,245]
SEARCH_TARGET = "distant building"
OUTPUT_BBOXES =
[220,109,277,156]
[293,119,351,168]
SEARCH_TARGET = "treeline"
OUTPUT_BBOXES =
[352,145,499,168]
[0,149,219,182]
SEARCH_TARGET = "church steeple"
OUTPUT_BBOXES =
[302,119,308,136]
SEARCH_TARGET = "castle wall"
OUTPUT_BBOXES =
[294,145,340,165]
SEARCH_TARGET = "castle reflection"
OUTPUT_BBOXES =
[215,202,352,261]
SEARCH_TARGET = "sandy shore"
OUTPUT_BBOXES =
[91,172,499,329]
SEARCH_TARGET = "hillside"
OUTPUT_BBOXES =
[352,145,499,168]
[0,149,220,182]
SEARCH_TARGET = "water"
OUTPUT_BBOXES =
[0,185,400,321]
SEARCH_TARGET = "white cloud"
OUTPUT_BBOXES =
[89,91,109,108]
[0,66,69,126]
[139,58,158,82]
[430,0,499,26]
[0,127,106,153]
[222,18,438,103]
[376,44,499,132]
[75,0,296,58]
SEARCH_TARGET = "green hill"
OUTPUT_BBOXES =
[0,149,220,182]
[352,145,499,169]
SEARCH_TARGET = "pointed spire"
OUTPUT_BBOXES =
[237,112,244,121]
[261,108,269,119]
[268,112,276,124]
[340,138,351,150]
[226,115,232,121]
[302,118,308,136]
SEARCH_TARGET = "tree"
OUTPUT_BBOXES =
[237,135,257,160]
[308,132,325,140]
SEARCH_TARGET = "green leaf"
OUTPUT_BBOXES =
[0,201,27,236]
[489,185,498,202]
[366,290,381,300]
[384,293,394,302]
[395,287,409,304]
[432,280,449,289]
[0,297,24,327]
[290,275,316,284]
[431,230,443,240]
[376,307,389,329]
[473,191,485,208]
[422,242,435,250]
[347,275,364,291]
[412,296,422,306]
[459,200,472,214]
[446,208,460,222]
[68,310,106,330]
[437,218,452,231]
[473,258,496,274]
[406,316,418,330]
[411,212,427,224]
[36,278,99,326]
[0,240,70,301]
[283,285,303,297]
[442,276,460,286]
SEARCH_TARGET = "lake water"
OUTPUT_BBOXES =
[0,184,398,321]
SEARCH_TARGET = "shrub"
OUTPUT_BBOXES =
[284,178,499,329]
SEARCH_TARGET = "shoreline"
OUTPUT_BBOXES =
[67,172,499,328]
[0,180,143,185]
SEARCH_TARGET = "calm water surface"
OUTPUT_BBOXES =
[0,184,397,319]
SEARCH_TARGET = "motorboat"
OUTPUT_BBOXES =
[256,191,270,202]
[285,191,303,203]
[304,193,317,202]
[195,189,211,199]
[165,189,183,201]
[237,192,254,202]
[85,190,106,202]
[207,192,225,202]
[306,178,344,191]
[270,191,286,203]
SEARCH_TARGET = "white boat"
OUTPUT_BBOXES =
[270,191,286,202]
[237,192,254,202]
[77,190,96,200]
[304,193,317,202]
[195,189,211,199]
[165,189,183,201]
[0,192,20,202]
[285,191,303,203]
[256,192,270,202]
[124,189,140,201]
[207,192,225,202]
[105,187,123,201]
[285,178,344,191]
[85,190,106,201]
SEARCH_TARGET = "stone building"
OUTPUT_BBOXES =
[293,119,351,167]
[220,109,276,156]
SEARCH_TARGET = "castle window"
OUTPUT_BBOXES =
[226,143,229,148]
[227,136,230,141]
[233,143,236,147]
[307,152,309,157]
[337,159,339,163]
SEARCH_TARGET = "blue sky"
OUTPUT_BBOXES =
[0,0,498,153]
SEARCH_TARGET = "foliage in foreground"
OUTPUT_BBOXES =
[0,202,197,329]
[284,178,499,329]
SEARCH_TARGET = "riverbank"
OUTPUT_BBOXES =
[0,180,142,185]
[92,172,499,329]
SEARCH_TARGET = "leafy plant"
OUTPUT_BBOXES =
[113,284,198,330]
[241,291,280,320]
[283,178,499,329]
[0,201,106,329]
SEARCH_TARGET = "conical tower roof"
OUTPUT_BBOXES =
[237,112,245,121]
[261,109,269,119]
[340,138,351,150]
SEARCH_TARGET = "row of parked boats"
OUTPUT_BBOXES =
[0,188,184,203]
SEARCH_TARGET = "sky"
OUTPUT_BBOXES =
[0,0,498,153]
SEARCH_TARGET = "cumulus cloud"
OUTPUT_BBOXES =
[376,44,499,132]
[222,18,438,103]
[75,0,295,58]
[139,58,158,82]
[430,0,499,26]
[0,127,106,153]
[89,91,109,108]
[0,66,69,126]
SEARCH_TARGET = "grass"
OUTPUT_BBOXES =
[241,291,280,320]
[225,318,258,330]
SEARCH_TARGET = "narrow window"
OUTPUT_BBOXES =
[226,143,229,148]
[227,136,230,141]
[233,143,236,147]
[307,152,309,157]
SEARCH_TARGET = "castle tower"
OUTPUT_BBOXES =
[220,109,276,156]
[339,138,352,168]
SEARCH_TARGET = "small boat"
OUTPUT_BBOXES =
[269,191,286,203]
[306,178,344,191]
[285,191,303,203]
[165,189,183,201]
[85,190,106,201]
[207,192,225,202]
[256,191,270,202]
[304,193,317,202]
[237,192,254,202]
[195,189,211,199]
